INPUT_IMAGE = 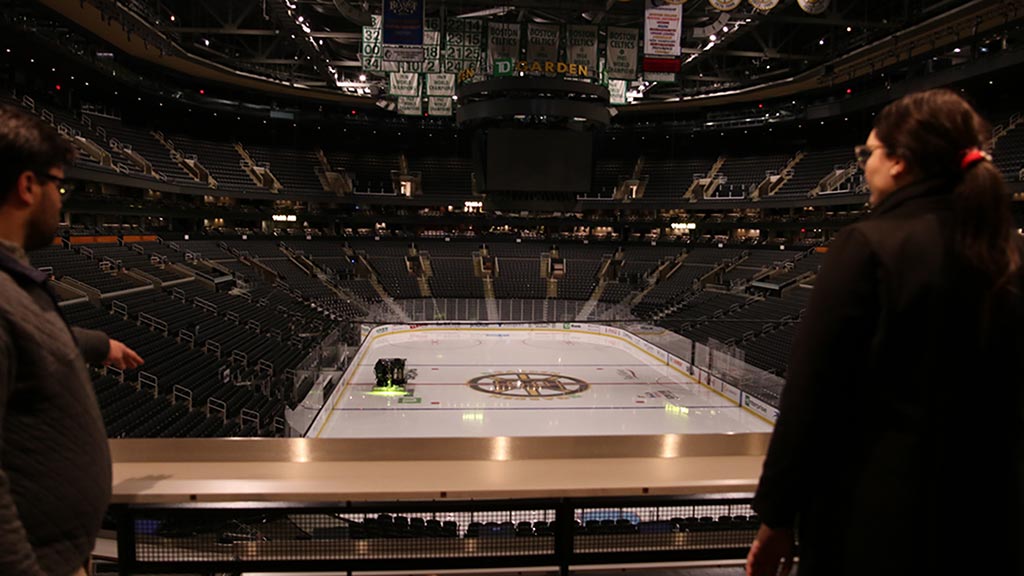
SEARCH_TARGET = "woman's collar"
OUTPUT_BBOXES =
[869,178,948,215]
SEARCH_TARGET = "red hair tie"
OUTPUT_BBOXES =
[961,148,992,171]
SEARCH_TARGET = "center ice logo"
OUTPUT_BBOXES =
[468,372,589,398]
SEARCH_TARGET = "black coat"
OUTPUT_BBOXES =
[753,178,1024,575]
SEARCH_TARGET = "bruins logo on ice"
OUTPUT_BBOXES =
[468,372,589,398]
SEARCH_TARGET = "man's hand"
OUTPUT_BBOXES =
[104,339,143,370]
[746,523,795,576]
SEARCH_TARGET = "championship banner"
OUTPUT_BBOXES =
[426,73,455,96]
[427,96,453,116]
[644,0,682,57]
[487,22,521,73]
[388,72,420,96]
[381,0,424,62]
[397,95,422,116]
[566,25,598,78]
[526,23,561,72]
[608,79,628,105]
[606,27,639,80]
[797,0,830,14]
[709,0,742,10]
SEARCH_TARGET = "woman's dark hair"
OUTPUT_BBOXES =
[0,104,75,203]
[875,89,1020,290]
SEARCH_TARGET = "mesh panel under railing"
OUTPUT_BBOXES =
[117,495,759,572]
[128,506,557,564]
[573,500,758,554]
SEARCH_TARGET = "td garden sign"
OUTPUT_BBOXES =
[492,58,590,78]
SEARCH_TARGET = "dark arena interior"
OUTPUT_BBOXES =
[2,0,1023,574]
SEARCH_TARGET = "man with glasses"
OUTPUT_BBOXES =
[0,104,142,575]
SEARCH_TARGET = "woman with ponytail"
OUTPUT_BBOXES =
[746,89,1024,576]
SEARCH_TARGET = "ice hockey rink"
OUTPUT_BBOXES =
[310,325,774,439]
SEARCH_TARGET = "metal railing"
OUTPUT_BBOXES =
[113,493,760,575]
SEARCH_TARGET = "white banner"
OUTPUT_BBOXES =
[397,96,422,116]
[608,79,628,104]
[645,0,682,57]
[422,29,441,74]
[426,73,455,96]
[388,72,420,96]
[361,15,383,72]
[488,22,521,70]
[606,27,639,80]
[428,96,453,116]
[566,25,598,78]
[444,18,484,78]
[527,23,561,67]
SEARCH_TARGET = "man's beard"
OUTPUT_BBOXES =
[24,201,58,251]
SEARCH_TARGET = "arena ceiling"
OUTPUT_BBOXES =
[18,0,1024,111]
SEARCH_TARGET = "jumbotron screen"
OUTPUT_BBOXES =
[485,128,593,193]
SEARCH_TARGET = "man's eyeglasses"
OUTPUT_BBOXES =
[39,172,67,187]
[854,145,884,168]
[36,172,70,200]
